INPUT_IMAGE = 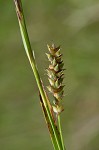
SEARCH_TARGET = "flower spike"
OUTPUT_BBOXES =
[46,44,65,114]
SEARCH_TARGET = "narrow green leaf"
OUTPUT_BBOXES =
[14,1,64,150]
[39,93,58,150]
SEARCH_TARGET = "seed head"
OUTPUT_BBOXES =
[46,44,64,114]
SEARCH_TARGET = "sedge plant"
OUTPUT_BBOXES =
[14,0,66,150]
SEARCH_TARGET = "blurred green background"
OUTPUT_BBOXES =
[0,0,99,150]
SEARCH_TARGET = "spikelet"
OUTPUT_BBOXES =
[46,44,64,114]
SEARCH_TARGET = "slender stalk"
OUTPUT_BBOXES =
[14,0,64,149]
[58,115,66,150]
[39,94,58,150]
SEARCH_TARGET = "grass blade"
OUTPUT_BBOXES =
[39,93,58,150]
[14,0,64,149]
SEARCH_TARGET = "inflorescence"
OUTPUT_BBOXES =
[46,44,64,115]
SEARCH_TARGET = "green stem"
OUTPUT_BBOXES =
[14,0,64,149]
[39,94,58,150]
[58,115,66,150]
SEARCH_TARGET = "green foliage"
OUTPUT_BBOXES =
[14,1,65,149]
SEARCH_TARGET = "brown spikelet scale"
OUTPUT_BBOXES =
[46,44,64,114]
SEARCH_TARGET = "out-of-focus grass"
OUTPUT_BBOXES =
[0,0,99,150]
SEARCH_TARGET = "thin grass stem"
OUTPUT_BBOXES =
[14,0,64,149]
[58,115,66,150]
